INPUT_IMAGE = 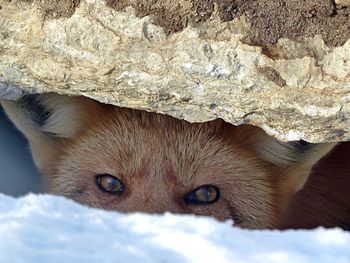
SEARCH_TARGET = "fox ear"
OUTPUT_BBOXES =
[236,126,336,195]
[1,93,102,173]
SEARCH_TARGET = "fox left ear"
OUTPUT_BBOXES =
[236,126,337,195]
[1,93,103,174]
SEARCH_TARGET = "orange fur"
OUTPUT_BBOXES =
[280,142,350,230]
[49,106,280,228]
[1,94,346,229]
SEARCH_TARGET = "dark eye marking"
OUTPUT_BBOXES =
[185,185,220,205]
[95,174,124,194]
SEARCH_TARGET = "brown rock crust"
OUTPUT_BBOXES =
[106,0,350,47]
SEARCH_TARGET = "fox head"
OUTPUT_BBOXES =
[1,94,335,228]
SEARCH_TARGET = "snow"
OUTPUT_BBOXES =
[0,194,349,263]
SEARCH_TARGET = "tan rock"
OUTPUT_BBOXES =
[0,0,350,143]
[336,0,350,7]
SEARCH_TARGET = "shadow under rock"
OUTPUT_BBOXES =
[0,106,43,196]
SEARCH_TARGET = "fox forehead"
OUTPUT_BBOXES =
[60,106,271,185]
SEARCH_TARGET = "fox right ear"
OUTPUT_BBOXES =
[1,93,102,173]
[233,125,336,197]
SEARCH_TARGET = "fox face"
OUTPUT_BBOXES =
[1,94,336,229]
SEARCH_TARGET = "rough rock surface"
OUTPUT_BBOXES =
[0,0,350,142]
[336,0,350,7]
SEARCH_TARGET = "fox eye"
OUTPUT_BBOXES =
[185,185,220,205]
[95,174,124,194]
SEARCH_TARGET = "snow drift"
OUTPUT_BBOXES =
[0,194,349,263]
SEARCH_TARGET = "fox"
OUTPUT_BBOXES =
[1,93,349,229]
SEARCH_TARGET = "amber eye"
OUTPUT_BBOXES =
[95,174,124,194]
[185,185,220,205]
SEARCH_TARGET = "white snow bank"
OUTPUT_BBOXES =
[0,194,349,263]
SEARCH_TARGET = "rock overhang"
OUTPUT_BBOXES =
[0,0,349,143]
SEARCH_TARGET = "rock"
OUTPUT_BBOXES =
[336,0,350,7]
[0,0,349,143]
